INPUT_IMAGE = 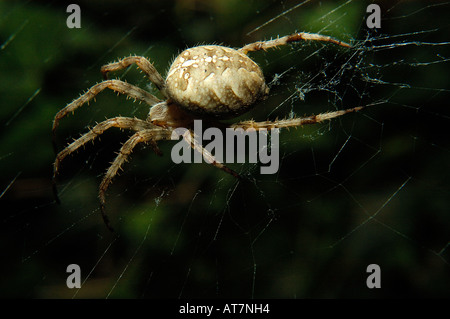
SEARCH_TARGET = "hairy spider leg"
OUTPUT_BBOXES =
[231,106,364,130]
[98,129,172,232]
[239,31,351,55]
[53,117,154,182]
[101,56,167,96]
[52,79,162,163]
[53,80,161,134]
[52,117,154,204]
[182,130,241,179]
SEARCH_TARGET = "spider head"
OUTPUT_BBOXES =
[148,101,195,128]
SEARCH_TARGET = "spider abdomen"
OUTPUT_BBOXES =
[165,45,269,118]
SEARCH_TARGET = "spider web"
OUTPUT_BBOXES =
[0,0,449,299]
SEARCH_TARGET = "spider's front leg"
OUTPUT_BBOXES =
[98,128,172,232]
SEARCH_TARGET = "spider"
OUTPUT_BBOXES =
[52,32,363,232]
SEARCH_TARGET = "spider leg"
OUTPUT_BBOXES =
[52,117,155,204]
[182,130,241,179]
[101,56,167,96]
[239,32,351,55]
[231,106,363,130]
[52,79,162,135]
[98,128,172,232]
[53,117,155,179]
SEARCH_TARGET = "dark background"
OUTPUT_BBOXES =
[0,0,449,298]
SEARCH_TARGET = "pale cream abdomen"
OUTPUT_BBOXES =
[165,45,269,118]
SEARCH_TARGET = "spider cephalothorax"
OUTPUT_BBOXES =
[52,32,362,231]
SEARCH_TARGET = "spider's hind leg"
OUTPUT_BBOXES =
[52,117,155,204]
[182,130,241,180]
[98,128,172,232]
